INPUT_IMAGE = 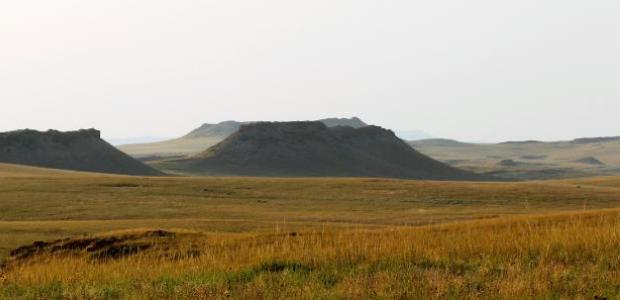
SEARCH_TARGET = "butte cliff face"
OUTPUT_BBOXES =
[162,122,491,180]
[0,129,163,176]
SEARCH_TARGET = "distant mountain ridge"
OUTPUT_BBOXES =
[571,136,620,144]
[317,117,367,128]
[394,130,433,141]
[183,121,249,139]
[156,121,491,180]
[410,135,620,180]
[119,117,369,158]
[412,139,472,147]
[105,136,170,146]
[0,129,162,176]
[185,117,368,139]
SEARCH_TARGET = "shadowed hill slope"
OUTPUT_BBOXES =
[0,129,163,176]
[119,117,368,158]
[158,122,491,180]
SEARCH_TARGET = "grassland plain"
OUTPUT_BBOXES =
[2,163,620,298]
[409,138,620,180]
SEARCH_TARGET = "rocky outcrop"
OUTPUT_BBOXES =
[164,121,492,180]
[0,129,163,176]
[318,117,367,128]
[119,117,369,158]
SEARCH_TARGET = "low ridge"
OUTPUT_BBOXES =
[183,121,248,139]
[0,129,163,176]
[318,117,367,128]
[571,136,620,144]
[161,121,491,180]
[186,117,366,139]
[119,117,368,158]
[575,156,605,165]
[409,135,620,180]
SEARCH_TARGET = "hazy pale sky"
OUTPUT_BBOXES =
[1,1,619,142]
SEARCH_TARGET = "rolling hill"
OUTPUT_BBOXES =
[118,117,368,158]
[410,136,620,180]
[0,129,163,176]
[155,121,491,180]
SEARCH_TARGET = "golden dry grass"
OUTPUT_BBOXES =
[3,209,620,299]
[2,163,620,298]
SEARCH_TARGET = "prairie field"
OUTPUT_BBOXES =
[410,138,620,180]
[2,163,620,298]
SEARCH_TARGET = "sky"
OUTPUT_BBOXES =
[1,1,619,143]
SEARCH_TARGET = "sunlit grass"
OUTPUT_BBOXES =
[3,209,620,299]
[2,163,620,298]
